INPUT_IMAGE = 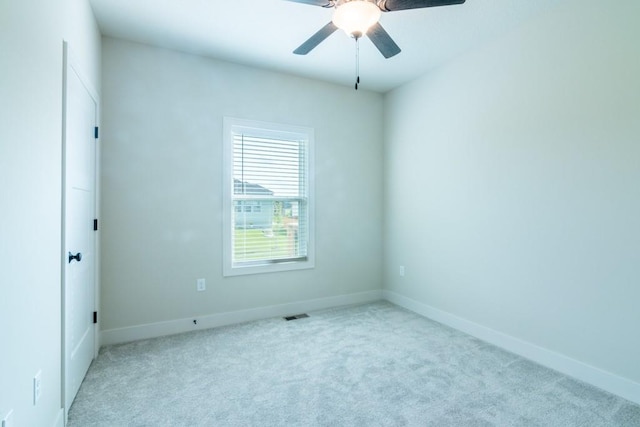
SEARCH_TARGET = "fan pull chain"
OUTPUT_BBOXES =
[355,37,360,90]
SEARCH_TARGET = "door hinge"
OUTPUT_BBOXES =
[93,218,98,231]
[94,126,99,139]
[93,311,98,324]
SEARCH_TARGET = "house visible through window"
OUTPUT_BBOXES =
[223,118,315,276]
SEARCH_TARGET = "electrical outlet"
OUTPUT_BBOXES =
[399,266,405,277]
[33,370,42,405]
[2,409,14,427]
[196,278,206,292]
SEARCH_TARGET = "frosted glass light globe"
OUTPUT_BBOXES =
[332,1,381,38]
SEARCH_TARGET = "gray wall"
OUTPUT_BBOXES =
[100,38,384,332]
[0,0,101,425]
[384,0,640,384]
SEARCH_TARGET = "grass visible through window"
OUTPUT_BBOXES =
[234,228,293,262]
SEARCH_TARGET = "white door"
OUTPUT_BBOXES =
[62,42,97,416]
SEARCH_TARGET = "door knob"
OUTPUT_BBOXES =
[68,252,82,263]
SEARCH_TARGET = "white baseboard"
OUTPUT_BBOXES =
[383,290,640,406]
[53,408,64,427]
[101,290,382,346]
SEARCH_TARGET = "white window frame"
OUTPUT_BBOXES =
[222,117,315,276]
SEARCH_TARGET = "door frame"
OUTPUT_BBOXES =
[61,40,101,419]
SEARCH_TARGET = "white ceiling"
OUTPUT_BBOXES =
[90,0,562,93]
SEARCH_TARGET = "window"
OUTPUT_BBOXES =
[223,118,314,276]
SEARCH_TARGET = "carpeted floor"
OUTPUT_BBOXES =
[68,302,640,426]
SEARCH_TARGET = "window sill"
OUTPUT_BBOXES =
[223,258,315,277]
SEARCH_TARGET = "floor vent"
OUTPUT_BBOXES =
[284,313,309,321]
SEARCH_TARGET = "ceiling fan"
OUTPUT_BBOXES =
[287,0,467,59]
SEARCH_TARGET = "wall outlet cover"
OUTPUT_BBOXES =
[196,278,206,292]
[33,370,42,405]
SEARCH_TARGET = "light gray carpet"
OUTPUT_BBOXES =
[68,302,640,426]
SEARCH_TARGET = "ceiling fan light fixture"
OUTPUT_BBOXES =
[332,1,381,38]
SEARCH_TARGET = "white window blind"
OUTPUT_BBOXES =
[223,118,314,276]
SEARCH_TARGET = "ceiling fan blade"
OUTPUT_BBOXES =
[380,0,465,12]
[283,0,333,7]
[366,22,401,59]
[294,22,338,55]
